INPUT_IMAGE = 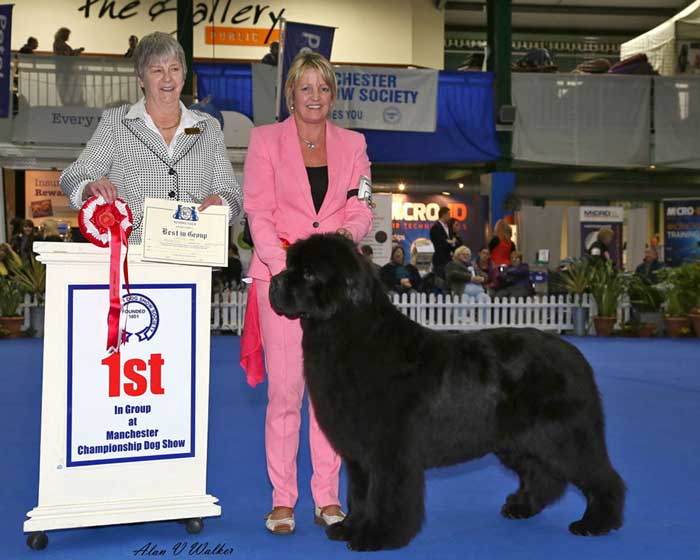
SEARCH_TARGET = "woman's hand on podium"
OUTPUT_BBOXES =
[84,177,118,203]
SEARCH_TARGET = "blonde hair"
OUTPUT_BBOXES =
[494,219,512,240]
[42,219,60,237]
[284,52,337,113]
[597,227,614,243]
[453,246,472,261]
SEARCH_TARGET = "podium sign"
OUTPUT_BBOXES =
[25,243,220,536]
[68,284,195,466]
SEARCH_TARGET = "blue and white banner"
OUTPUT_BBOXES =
[663,199,700,266]
[332,66,438,132]
[0,5,13,118]
[278,20,335,120]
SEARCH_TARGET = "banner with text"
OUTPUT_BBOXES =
[360,193,392,266]
[391,193,488,269]
[332,66,438,132]
[67,284,196,467]
[663,199,700,266]
[12,106,102,145]
[0,5,13,118]
[25,170,78,227]
[278,20,335,120]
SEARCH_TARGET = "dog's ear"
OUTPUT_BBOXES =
[346,256,376,307]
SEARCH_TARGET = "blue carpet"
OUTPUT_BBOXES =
[1,336,699,559]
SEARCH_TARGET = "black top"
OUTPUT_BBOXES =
[306,166,328,214]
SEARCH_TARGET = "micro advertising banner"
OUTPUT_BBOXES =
[67,284,196,467]
[391,193,488,264]
[663,199,700,266]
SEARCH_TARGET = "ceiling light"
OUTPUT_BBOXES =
[458,183,464,189]
[441,191,451,196]
[398,183,406,191]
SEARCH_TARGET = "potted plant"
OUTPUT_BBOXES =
[589,261,626,336]
[0,276,25,338]
[662,287,690,338]
[8,253,46,337]
[627,275,664,337]
[557,259,592,336]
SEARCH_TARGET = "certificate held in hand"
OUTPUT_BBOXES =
[141,198,229,267]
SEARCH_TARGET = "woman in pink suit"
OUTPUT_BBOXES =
[243,52,373,535]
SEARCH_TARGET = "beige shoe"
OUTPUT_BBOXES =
[265,509,295,535]
[314,505,345,527]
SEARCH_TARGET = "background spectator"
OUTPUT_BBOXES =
[53,28,84,56]
[261,41,279,66]
[124,35,138,58]
[10,219,36,261]
[489,218,516,266]
[494,250,534,299]
[445,246,485,298]
[588,226,614,263]
[446,217,464,255]
[41,219,63,242]
[360,244,382,275]
[635,247,663,283]
[19,37,38,54]
[430,206,454,279]
[380,245,421,295]
[474,246,498,293]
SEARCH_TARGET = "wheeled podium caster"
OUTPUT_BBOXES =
[185,517,204,534]
[26,531,48,551]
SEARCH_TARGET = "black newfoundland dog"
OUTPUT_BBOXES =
[270,234,624,551]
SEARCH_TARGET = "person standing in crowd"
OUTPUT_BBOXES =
[19,37,38,54]
[53,28,84,56]
[124,35,138,58]
[489,218,516,267]
[447,217,464,254]
[261,41,279,66]
[60,32,241,243]
[635,247,663,283]
[242,51,372,535]
[588,226,614,263]
[430,206,455,278]
[10,219,36,261]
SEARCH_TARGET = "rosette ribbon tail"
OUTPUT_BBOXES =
[106,222,124,353]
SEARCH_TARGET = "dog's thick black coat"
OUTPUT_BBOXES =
[270,234,625,551]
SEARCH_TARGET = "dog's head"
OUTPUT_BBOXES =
[269,234,378,320]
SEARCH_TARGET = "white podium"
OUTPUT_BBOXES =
[24,242,220,550]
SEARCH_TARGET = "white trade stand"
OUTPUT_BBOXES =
[24,242,220,550]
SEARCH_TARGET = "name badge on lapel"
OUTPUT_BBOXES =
[184,127,201,135]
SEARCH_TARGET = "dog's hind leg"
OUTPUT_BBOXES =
[345,459,425,551]
[496,451,567,520]
[569,462,625,536]
[326,459,368,542]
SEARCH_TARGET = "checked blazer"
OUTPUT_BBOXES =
[60,103,242,244]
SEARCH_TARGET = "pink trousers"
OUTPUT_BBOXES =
[256,279,341,509]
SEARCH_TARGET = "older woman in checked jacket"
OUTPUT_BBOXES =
[60,32,242,242]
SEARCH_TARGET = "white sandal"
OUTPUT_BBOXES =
[265,511,295,535]
[314,505,346,527]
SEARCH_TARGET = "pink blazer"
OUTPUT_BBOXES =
[243,116,373,280]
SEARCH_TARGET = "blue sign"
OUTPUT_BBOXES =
[663,199,700,266]
[279,21,335,120]
[0,5,13,118]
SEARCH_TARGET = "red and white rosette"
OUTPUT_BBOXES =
[79,196,133,353]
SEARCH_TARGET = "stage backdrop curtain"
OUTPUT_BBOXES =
[512,73,651,167]
[194,63,500,164]
[653,76,700,168]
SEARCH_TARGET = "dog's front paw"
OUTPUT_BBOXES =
[346,527,409,552]
[568,518,619,536]
[501,501,537,519]
[326,520,352,541]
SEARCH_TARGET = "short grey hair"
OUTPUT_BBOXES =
[133,32,187,79]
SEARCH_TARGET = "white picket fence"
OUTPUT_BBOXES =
[17,291,630,336]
